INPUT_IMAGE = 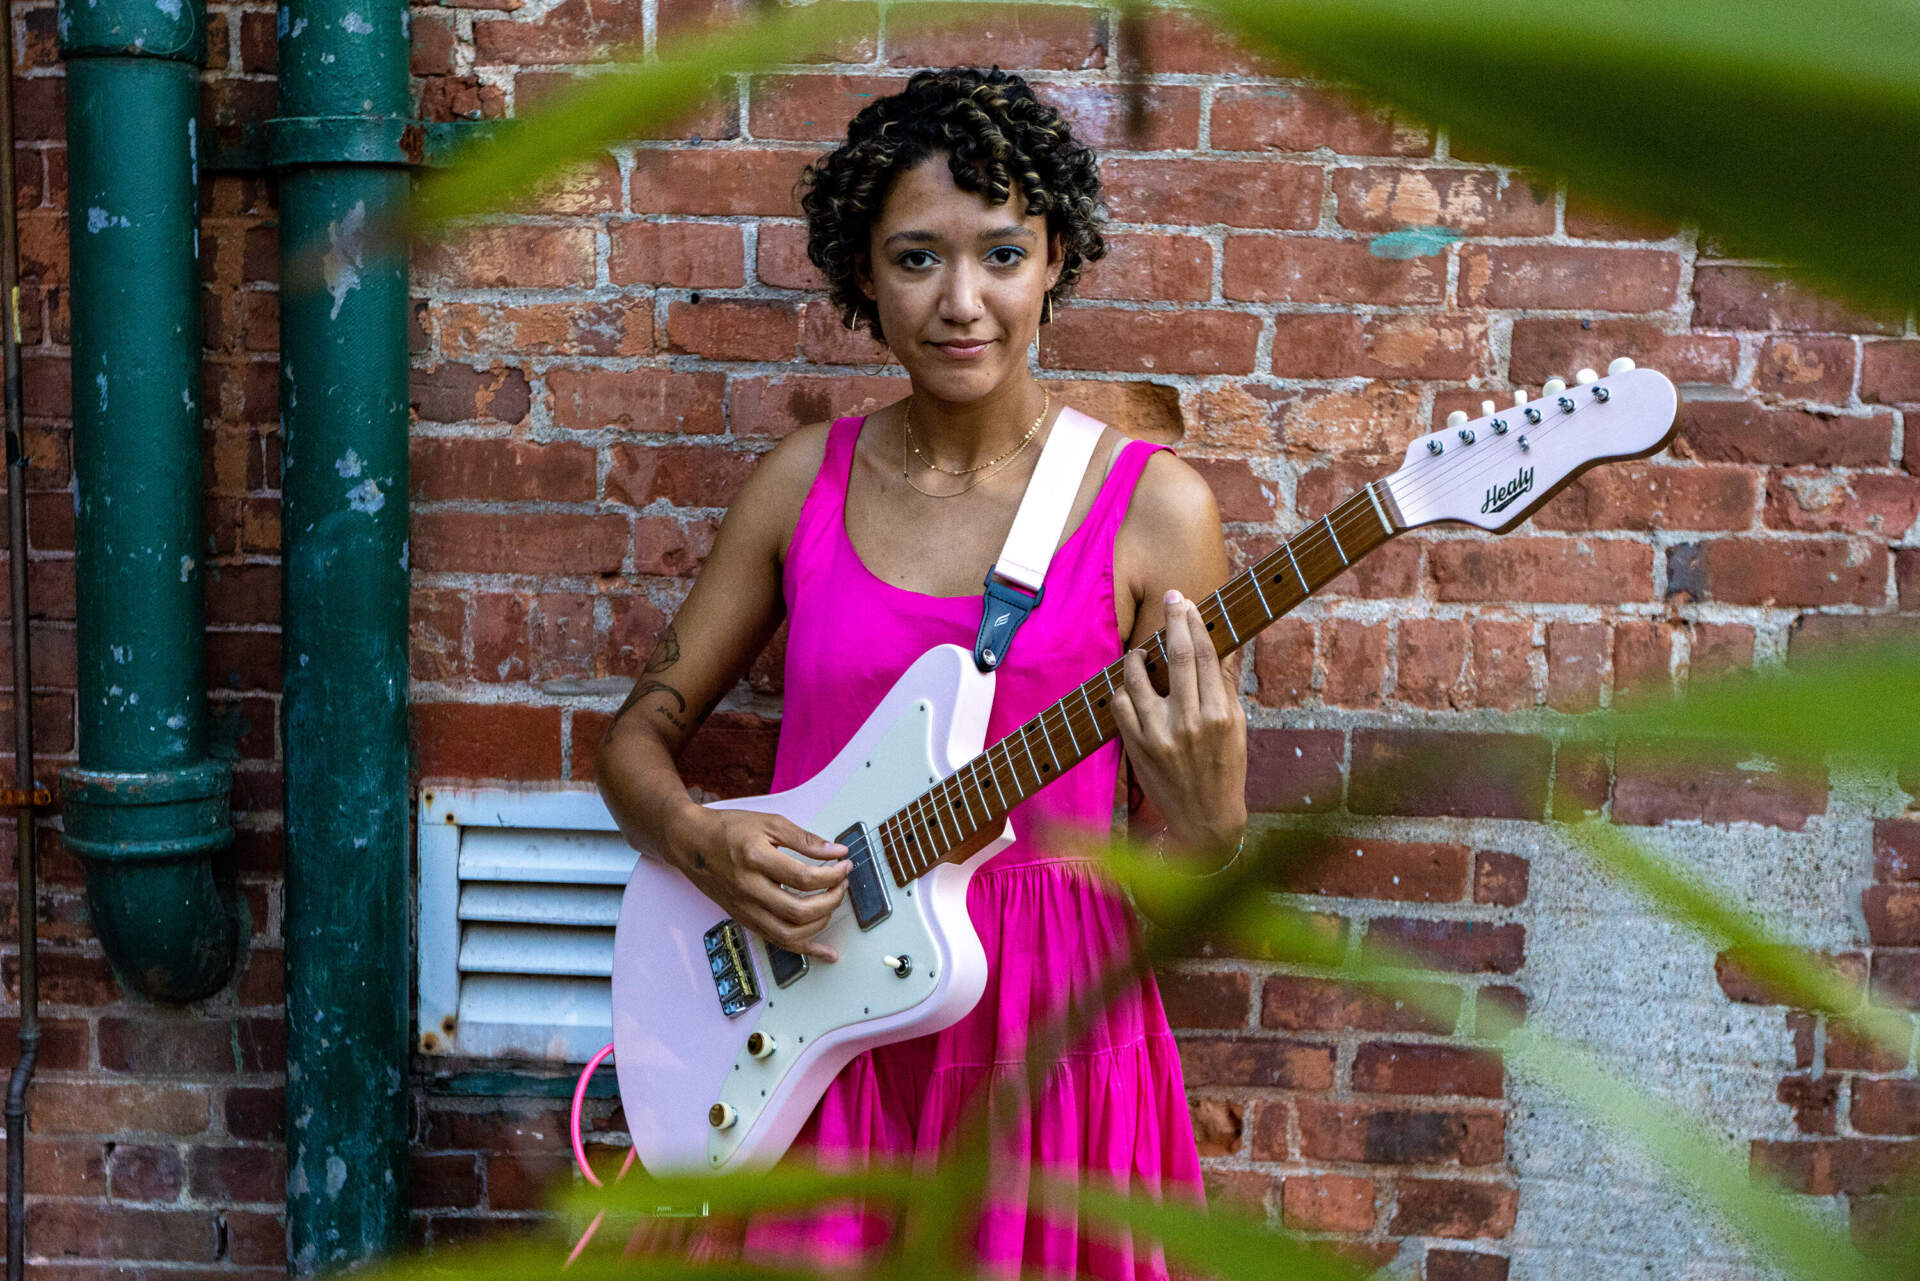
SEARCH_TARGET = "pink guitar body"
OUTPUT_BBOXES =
[611,642,1013,1175]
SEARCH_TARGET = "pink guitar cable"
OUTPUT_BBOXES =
[564,1043,637,1266]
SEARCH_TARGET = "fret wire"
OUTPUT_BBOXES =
[950,771,978,832]
[1216,597,1239,647]
[1080,685,1102,732]
[984,748,1010,811]
[1323,515,1348,565]
[927,791,955,848]
[1057,697,1081,757]
[1017,723,1044,792]
[1364,482,1394,535]
[1284,539,1308,592]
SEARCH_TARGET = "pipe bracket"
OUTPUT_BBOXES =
[60,760,232,862]
[266,115,423,169]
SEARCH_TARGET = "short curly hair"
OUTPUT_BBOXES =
[794,65,1107,343]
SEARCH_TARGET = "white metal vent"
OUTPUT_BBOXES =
[416,786,635,1063]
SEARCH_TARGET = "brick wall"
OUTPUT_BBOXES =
[1,1,1916,1275]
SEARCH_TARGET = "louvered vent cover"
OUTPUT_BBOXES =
[417,786,635,1062]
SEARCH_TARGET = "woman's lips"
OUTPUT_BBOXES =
[931,340,992,359]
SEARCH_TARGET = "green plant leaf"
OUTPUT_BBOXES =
[1181,0,1920,318]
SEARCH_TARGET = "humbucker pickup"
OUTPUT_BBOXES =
[703,919,760,1016]
[837,821,891,931]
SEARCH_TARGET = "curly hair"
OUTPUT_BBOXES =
[794,65,1108,343]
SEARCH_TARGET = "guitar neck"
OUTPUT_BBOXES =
[878,480,1403,884]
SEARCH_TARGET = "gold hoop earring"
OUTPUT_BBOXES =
[1042,294,1054,325]
[844,311,858,332]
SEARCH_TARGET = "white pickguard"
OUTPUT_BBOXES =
[610,644,1013,1174]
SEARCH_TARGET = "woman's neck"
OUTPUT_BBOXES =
[901,381,1051,472]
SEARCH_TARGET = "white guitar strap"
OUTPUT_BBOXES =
[971,405,1106,672]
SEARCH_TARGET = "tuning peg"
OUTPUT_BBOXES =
[1512,390,1528,407]
[1608,356,1636,375]
[1481,399,1497,416]
[1574,368,1598,385]
[1542,377,1567,396]
[1446,410,1469,428]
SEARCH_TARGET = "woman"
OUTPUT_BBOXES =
[596,65,1249,1278]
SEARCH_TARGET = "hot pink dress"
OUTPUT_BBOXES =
[732,412,1205,1278]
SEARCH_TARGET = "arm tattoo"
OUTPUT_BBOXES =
[643,623,681,674]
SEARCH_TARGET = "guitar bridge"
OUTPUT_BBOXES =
[837,822,892,931]
[702,920,760,1016]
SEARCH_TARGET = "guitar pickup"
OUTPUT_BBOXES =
[765,942,808,988]
[837,822,892,931]
[702,919,760,1017]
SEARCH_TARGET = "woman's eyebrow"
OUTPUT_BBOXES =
[883,224,1037,247]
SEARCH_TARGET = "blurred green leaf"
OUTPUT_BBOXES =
[1184,0,1920,318]
[1062,1177,1372,1281]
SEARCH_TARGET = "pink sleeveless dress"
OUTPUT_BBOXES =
[731,412,1205,1278]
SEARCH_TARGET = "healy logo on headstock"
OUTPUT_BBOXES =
[1482,466,1535,515]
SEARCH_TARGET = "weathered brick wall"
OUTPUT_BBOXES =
[1,1,1915,1275]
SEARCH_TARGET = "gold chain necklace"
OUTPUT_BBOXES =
[900,389,1050,499]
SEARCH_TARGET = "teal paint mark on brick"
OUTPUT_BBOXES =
[1369,226,1462,259]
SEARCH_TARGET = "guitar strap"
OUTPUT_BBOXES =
[971,404,1106,672]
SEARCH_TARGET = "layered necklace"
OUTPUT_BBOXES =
[900,387,1051,498]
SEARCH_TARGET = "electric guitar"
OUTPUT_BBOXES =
[609,358,1681,1174]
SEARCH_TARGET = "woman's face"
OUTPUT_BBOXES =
[857,152,1064,402]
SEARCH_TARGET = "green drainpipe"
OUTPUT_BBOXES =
[56,0,243,1001]
[270,0,412,1269]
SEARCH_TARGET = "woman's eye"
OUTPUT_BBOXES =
[988,246,1026,266]
[898,250,935,269]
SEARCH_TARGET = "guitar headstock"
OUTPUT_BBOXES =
[1381,359,1680,532]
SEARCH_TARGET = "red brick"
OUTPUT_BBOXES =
[1426,1251,1510,1281]
[411,437,595,504]
[1045,84,1203,151]
[473,0,645,63]
[1459,245,1679,311]
[32,1201,219,1263]
[484,1151,572,1212]
[726,373,907,437]
[418,225,596,290]
[5,948,119,1005]
[1613,738,1825,830]
[1752,1138,1920,1196]
[1877,819,1920,882]
[545,366,725,435]
[883,2,1103,70]
[1175,1036,1334,1090]
[1211,83,1431,155]
[33,1082,212,1136]
[1866,885,1920,946]
[1355,1042,1504,1099]
[1673,400,1893,467]
[1099,158,1319,230]
[1828,1021,1911,1073]
[1764,470,1920,536]
[1349,730,1551,820]
[1366,919,1524,976]
[1849,1080,1920,1139]
[411,1151,482,1209]
[630,148,811,217]
[1469,617,1534,712]
[1158,969,1251,1030]
[633,513,719,576]
[1430,538,1654,604]
[1777,1073,1840,1135]
[1225,235,1445,305]
[470,592,530,683]
[1250,618,1313,708]
[1509,318,1738,387]
[99,1017,243,1076]
[1281,1173,1376,1232]
[1396,618,1470,709]
[1757,335,1857,403]
[658,0,877,59]
[1203,1167,1276,1218]
[1281,312,1492,382]
[1039,307,1261,375]
[109,1143,185,1202]
[1545,620,1607,712]
[1553,738,1613,824]
[436,299,654,358]
[413,511,630,576]
[1473,850,1531,908]
[1692,265,1904,334]
[411,588,466,682]
[1391,1178,1518,1239]
[0,1017,86,1071]
[412,702,562,780]
[1321,618,1386,707]
[606,442,756,510]
[1562,188,1681,240]
[1872,952,1920,1011]
[1188,1097,1243,1158]
[529,592,594,681]
[225,1085,285,1142]
[677,710,778,797]
[745,73,908,142]
[1334,166,1552,236]
[1689,622,1754,680]
[1666,538,1887,608]
[753,222,823,291]
[1899,547,1919,610]
[1713,947,1864,1009]
[1297,1101,1504,1166]
[665,298,799,362]
[1532,463,1756,533]
[1276,382,1424,456]
[409,362,533,425]
[1279,839,1470,904]
[799,298,893,366]
[1610,620,1673,702]
[1862,339,1920,404]
[1262,975,1459,1035]
[189,1145,284,1203]
[1243,727,1343,813]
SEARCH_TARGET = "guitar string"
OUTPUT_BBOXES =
[879,390,1616,879]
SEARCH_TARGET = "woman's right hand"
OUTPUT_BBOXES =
[664,805,853,962]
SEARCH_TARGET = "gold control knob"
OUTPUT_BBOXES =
[708,1102,737,1130]
[746,1031,775,1059]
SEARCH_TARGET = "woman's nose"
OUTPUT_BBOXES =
[938,261,985,320]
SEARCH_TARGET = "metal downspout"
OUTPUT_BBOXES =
[269,1,413,1269]
[53,0,243,1001]
[0,12,46,1278]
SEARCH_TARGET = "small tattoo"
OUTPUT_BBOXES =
[634,680,688,716]
[643,624,681,675]
[693,851,707,871]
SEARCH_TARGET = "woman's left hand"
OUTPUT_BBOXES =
[1110,588,1248,853]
